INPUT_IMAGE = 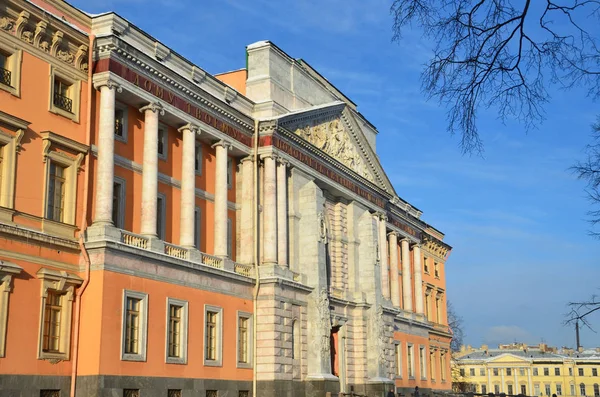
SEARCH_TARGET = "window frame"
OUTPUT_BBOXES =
[113,177,126,229]
[556,367,561,376]
[594,368,598,377]
[120,289,149,362]
[580,368,585,377]
[165,297,188,365]
[581,383,587,396]
[508,384,514,395]
[236,311,253,368]
[556,383,562,396]
[0,111,28,220]
[0,39,22,97]
[204,304,223,367]
[48,65,81,122]
[36,268,83,361]
[114,101,129,143]
[430,349,436,381]
[194,206,201,250]
[544,367,549,376]
[158,123,168,161]
[407,343,415,379]
[419,345,427,380]
[227,218,232,258]
[195,141,203,175]
[507,367,512,376]
[227,156,233,189]
[394,342,403,378]
[423,257,429,274]
[157,192,166,240]
[0,261,22,357]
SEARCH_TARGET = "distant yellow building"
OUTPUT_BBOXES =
[453,343,600,397]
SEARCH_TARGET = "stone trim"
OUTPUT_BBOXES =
[48,64,82,123]
[36,268,83,362]
[0,260,22,357]
[114,101,129,143]
[120,289,149,362]
[203,304,223,367]
[165,297,188,365]
[0,37,22,97]
[236,310,253,369]
[0,110,28,215]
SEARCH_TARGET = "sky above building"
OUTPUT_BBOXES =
[74,0,600,349]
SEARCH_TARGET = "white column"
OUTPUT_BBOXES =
[239,156,254,264]
[178,123,199,248]
[514,370,518,393]
[93,80,121,225]
[488,367,492,392]
[501,368,505,392]
[378,213,390,300]
[212,140,232,257]
[528,368,533,395]
[413,243,424,314]
[139,103,164,237]
[401,238,413,311]
[262,154,277,264]
[388,231,400,307]
[276,157,288,266]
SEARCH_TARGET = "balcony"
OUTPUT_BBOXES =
[53,92,73,113]
[0,67,10,87]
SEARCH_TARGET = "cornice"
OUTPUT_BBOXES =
[0,221,79,250]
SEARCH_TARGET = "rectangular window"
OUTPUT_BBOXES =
[114,102,128,142]
[594,368,598,377]
[408,345,415,378]
[237,313,252,366]
[460,368,465,377]
[557,384,562,396]
[508,384,514,395]
[522,385,527,395]
[434,262,439,278]
[206,391,217,397]
[482,385,487,394]
[571,385,576,396]
[0,51,10,87]
[570,368,573,376]
[194,206,201,249]
[40,391,61,397]
[227,157,233,189]
[157,193,166,240]
[166,298,188,364]
[121,290,148,361]
[227,218,232,258]
[123,390,140,397]
[429,351,435,380]
[481,368,486,376]
[423,257,429,273]
[168,390,182,397]
[46,162,66,222]
[440,352,446,381]
[581,384,587,396]
[535,385,540,396]
[594,384,599,396]
[195,142,202,174]
[534,368,539,376]
[435,298,441,323]
[544,368,549,376]
[470,368,475,376]
[520,368,525,376]
[507,368,512,376]
[580,368,585,377]
[495,385,500,394]
[204,305,223,366]
[158,125,167,159]
[112,178,126,229]
[395,343,402,377]
[546,384,551,395]
[53,77,73,113]
[494,368,499,376]
[42,291,62,353]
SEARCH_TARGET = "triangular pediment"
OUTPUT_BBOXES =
[488,353,530,363]
[278,103,395,193]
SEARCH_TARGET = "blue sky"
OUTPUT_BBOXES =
[74,0,600,349]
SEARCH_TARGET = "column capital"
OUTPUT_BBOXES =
[411,242,422,249]
[377,212,388,222]
[387,231,399,238]
[211,139,232,150]
[260,153,277,162]
[177,123,200,134]
[93,78,122,93]
[140,102,165,116]
[276,156,289,166]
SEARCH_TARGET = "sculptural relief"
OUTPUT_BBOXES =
[294,118,375,182]
[314,288,332,359]
[0,17,14,31]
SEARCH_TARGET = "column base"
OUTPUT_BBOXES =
[146,237,165,253]
[305,374,340,397]
[85,223,121,243]
[258,263,296,280]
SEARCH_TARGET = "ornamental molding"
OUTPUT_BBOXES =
[313,288,332,361]
[421,234,451,260]
[0,4,88,74]
[103,41,254,133]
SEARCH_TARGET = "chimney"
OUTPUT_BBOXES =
[578,347,584,353]
[539,343,547,352]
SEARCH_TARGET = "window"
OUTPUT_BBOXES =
[482,385,487,394]
[227,157,233,189]
[423,257,429,273]
[544,368,550,376]
[166,298,188,364]
[0,261,22,357]
[292,318,300,362]
[36,268,82,360]
[507,368,512,376]
[158,125,167,160]
[40,391,61,397]
[534,384,540,396]
[0,43,22,96]
[157,193,166,240]
[494,368,499,376]
[522,385,527,395]
[480,368,486,376]
[581,384,587,396]
[435,297,441,323]
[534,368,539,376]
[204,305,223,366]
[556,368,561,376]
[237,312,252,368]
[460,368,465,377]
[495,385,500,394]
[570,368,574,376]
[123,390,140,397]
[557,384,562,396]
[594,368,598,377]
[520,368,525,376]
[434,262,439,278]
[114,102,128,142]
[408,344,415,378]
[194,206,201,249]
[430,350,436,380]
[239,392,249,397]
[441,352,446,381]
[121,290,148,361]
[168,390,182,397]
[594,384,599,396]
[0,111,28,217]
[112,178,126,228]
[195,142,202,174]
[46,162,66,222]
[508,384,514,395]
[53,77,73,113]
[227,218,232,258]
[206,391,217,397]
[572,385,576,396]
[546,384,551,395]
[470,368,475,377]
[580,369,585,377]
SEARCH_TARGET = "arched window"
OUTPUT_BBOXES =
[593,384,599,397]
[580,383,587,396]
[291,319,300,360]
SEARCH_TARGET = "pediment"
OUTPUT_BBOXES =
[488,353,530,363]
[278,103,394,192]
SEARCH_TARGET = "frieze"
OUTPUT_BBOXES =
[421,234,451,260]
[98,58,253,147]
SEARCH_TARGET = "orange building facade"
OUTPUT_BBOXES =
[0,1,452,396]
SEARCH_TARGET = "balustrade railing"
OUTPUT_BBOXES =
[201,252,223,269]
[164,243,189,260]
[0,67,11,87]
[234,263,252,277]
[121,230,148,249]
[53,92,73,112]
